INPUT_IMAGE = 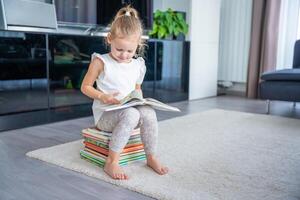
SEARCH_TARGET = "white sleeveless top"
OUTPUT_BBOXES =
[91,53,146,125]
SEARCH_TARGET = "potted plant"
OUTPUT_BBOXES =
[149,8,189,40]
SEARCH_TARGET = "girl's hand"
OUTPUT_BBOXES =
[99,92,120,104]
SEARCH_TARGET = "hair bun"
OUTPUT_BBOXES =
[124,11,131,16]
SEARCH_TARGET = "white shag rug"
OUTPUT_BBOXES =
[26,109,300,200]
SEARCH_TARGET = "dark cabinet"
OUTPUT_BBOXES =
[0,31,48,115]
[48,34,108,108]
[143,40,190,102]
[0,31,189,131]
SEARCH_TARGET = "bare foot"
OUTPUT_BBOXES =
[104,162,129,180]
[147,156,169,175]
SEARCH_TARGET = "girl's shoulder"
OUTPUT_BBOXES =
[91,53,110,63]
[134,57,146,73]
[135,56,145,63]
[134,57,145,66]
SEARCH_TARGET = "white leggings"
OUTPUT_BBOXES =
[96,106,158,155]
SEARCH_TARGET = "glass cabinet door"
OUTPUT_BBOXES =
[155,40,189,102]
[145,40,189,102]
[48,35,108,108]
[0,31,48,115]
[142,41,155,98]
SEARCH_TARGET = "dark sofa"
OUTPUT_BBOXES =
[259,40,300,113]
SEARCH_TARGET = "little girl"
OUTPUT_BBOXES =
[81,5,168,180]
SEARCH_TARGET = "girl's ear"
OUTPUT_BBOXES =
[107,33,112,44]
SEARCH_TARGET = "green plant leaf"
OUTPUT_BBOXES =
[183,24,188,34]
[154,10,162,18]
[153,23,158,32]
[167,8,173,13]
[176,13,184,21]
[166,14,172,24]
[149,8,189,39]
[158,26,167,38]
[168,24,174,34]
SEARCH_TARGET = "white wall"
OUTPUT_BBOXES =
[153,0,221,100]
[189,0,221,100]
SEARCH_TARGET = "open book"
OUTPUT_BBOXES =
[101,90,180,112]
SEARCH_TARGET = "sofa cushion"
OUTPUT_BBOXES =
[261,69,300,81]
[259,81,300,101]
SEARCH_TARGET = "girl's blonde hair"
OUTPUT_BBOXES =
[108,5,145,57]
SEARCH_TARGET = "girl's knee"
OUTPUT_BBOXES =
[119,107,140,126]
[138,106,157,120]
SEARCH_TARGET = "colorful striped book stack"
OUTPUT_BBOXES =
[80,127,146,168]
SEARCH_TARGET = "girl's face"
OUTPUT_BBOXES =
[108,33,140,63]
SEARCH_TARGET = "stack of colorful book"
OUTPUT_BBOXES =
[80,127,146,168]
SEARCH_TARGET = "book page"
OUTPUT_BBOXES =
[99,90,179,112]
[145,98,180,112]
[103,100,145,112]
[120,90,143,104]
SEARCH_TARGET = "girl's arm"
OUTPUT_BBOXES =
[135,84,142,90]
[135,84,143,98]
[81,58,119,104]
